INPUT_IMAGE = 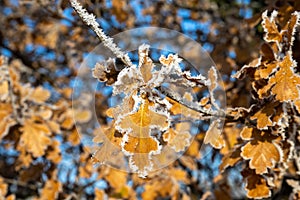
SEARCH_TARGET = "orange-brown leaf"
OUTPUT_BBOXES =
[39,179,62,200]
[245,174,271,199]
[119,99,169,138]
[240,128,282,174]
[261,54,300,101]
[0,103,16,140]
[204,120,224,149]
[19,118,51,157]
[163,123,191,152]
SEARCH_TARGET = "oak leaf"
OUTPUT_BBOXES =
[94,189,106,200]
[16,145,32,170]
[240,127,282,174]
[294,99,300,113]
[185,139,200,158]
[163,122,191,152]
[250,102,279,130]
[92,126,125,167]
[122,135,159,177]
[204,119,225,149]
[245,174,271,199]
[219,147,242,172]
[27,86,51,104]
[263,54,300,102]
[19,118,51,157]
[220,126,240,155]
[118,98,169,139]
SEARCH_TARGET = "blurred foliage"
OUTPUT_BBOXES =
[0,0,300,199]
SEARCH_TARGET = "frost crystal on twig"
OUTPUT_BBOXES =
[70,0,133,67]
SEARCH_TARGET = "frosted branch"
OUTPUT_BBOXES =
[70,0,133,67]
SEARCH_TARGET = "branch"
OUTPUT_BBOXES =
[69,0,133,67]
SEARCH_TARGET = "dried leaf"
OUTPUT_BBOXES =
[68,129,81,146]
[39,179,62,200]
[123,135,159,177]
[74,109,92,123]
[204,119,224,149]
[46,140,62,164]
[94,188,106,200]
[138,44,154,83]
[0,81,8,101]
[104,168,127,190]
[112,0,129,22]
[163,122,191,152]
[141,177,179,200]
[260,54,300,101]
[118,98,169,139]
[19,118,51,157]
[27,86,51,104]
[262,10,281,43]
[219,147,242,172]
[250,102,278,130]
[92,126,124,166]
[240,127,282,174]
[245,174,271,199]
[92,58,119,85]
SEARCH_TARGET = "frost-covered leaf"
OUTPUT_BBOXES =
[113,65,142,95]
[250,102,279,130]
[262,10,281,44]
[240,127,282,174]
[138,44,154,83]
[116,98,169,176]
[163,122,191,152]
[245,173,271,199]
[122,134,160,177]
[260,54,300,101]
[118,98,169,138]
[262,10,300,53]
[92,58,119,85]
[92,125,124,166]
[204,119,224,149]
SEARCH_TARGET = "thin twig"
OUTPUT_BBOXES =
[69,0,133,67]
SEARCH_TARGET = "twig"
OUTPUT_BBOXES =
[69,0,133,67]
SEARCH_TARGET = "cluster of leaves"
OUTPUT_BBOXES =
[92,43,222,177]
[223,10,300,199]
[81,1,300,198]
[0,0,300,199]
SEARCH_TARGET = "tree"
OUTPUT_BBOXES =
[0,0,300,199]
